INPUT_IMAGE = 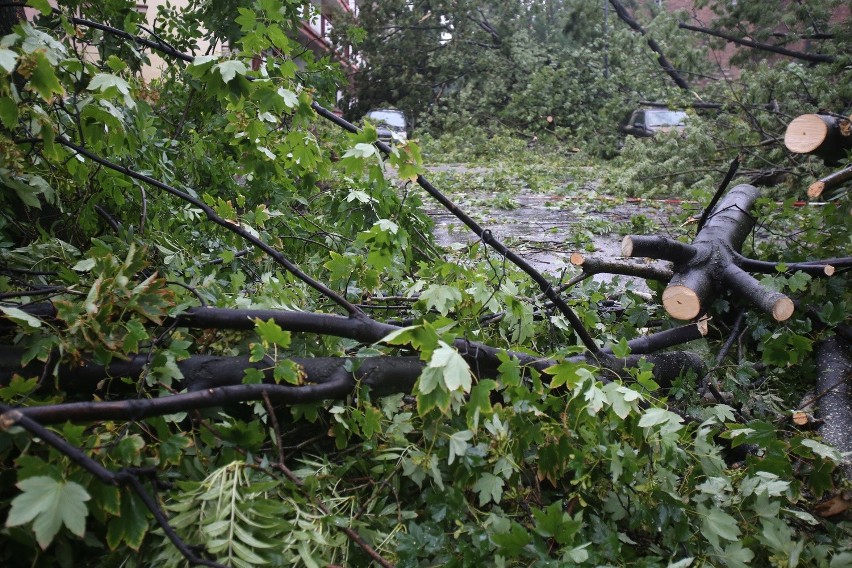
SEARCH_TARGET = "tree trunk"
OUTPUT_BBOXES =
[815,337,852,480]
[784,114,852,165]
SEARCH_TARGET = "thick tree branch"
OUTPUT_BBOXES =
[678,22,836,64]
[808,164,852,199]
[608,0,690,90]
[568,253,673,286]
[624,185,797,321]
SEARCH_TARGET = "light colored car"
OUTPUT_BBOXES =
[621,108,688,138]
[365,109,409,142]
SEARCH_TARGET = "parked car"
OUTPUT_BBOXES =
[621,108,688,138]
[364,109,410,142]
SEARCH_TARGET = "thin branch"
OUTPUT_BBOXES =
[734,254,850,276]
[697,155,740,233]
[48,136,364,318]
[678,22,836,64]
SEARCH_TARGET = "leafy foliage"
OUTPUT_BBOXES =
[0,1,849,567]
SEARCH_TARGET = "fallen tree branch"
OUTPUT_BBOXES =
[696,155,740,233]
[56,15,601,356]
[608,0,690,90]
[567,253,673,287]
[808,164,852,199]
[734,255,847,276]
[622,184,796,321]
[678,22,836,64]
[784,113,852,165]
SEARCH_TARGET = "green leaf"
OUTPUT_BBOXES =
[88,73,131,95]
[342,142,379,159]
[611,337,631,358]
[699,504,740,549]
[428,341,472,393]
[638,407,683,429]
[801,438,842,461]
[472,472,503,506]
[0,48,17,73]
[278,87,298,108]
[215,60,248,83]
[447,429,473,465]
[0,306,42,328]
[72,258,96,272]
[545,360,592,389]
[420,284,462,316]
[27,0,52,15]
[106,491,148,550]
[27,51,64,101]
[253,318,291,348]
[717,542,754,568]
[491,521,530,555]
[5,476,90,549]
[0,96,17,127]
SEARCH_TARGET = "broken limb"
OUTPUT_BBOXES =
[608,0,690,90]
[0,342,705,420]
[721,264,795,322]
[622,184,797,321]
[734,255,849,277]
[678,22,836,64]
[808,164,852,199]
[607,319,709,356]
[566,253,673,288]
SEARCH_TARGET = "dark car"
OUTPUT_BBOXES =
[621,108,688,138]
[365,109,410,143]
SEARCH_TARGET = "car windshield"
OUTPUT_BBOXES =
[367,110,406,129]
[645,110,687,128]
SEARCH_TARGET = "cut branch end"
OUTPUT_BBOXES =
[662,285,701,320]
[773,297,795,322]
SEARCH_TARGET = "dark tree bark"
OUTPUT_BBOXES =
[607,0,690,91]
[622,184,796,321]
[678,22,836,64]
[568,253,673,284]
